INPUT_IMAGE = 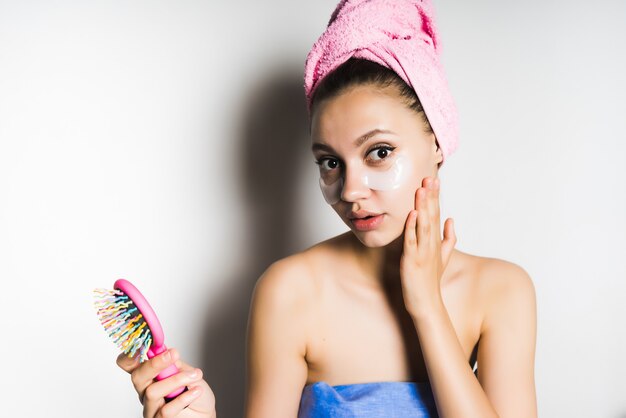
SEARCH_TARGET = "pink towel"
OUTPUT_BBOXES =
[303,0,459,165]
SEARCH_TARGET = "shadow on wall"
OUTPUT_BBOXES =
[198,64,311,418]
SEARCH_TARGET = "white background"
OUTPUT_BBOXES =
[1,1,624,417]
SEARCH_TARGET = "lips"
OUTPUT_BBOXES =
[348,210,383,219]
[350,213,385,231]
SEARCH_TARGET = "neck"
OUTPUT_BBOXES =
[348,232,459,288]
[350,232,406,285]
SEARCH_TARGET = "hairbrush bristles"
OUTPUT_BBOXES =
[93,288,153,362]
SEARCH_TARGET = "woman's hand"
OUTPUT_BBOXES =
[400,176,457,318]
[117,348,217,418]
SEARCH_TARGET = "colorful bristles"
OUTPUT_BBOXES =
[93,288,153,362]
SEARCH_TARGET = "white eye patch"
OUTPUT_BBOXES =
[318,153,411,205]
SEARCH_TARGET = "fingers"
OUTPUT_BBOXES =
[415,181,431,253]
[409,176,442,255]
[403,209,418,254]
[117,347,212,418]
[173,358,195,373]
[441,217,457,269]
[155,385,203,418]
[427,178,442,253]
[417,187,428,249]
[117,351,141,374]
[428,177,441,233]
[130,348,180,404]
[143,367,204,418]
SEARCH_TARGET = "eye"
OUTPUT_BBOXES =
[314,157,341,171]
[367,145,396,162]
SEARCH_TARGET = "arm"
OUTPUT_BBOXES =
[475,262,538,417]
[412,261,537,418]
[244,259,311,418]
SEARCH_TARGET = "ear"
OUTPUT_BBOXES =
[433,138,443,164]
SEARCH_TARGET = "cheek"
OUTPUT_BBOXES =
[382,186,415,220]
[380,164,432,216]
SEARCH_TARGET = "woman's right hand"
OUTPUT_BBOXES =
[117,348,217,418]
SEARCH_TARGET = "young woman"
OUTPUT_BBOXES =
[116,1,537,417]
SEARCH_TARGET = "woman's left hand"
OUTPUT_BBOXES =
[400,176,457,318]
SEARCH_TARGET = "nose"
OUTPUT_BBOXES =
[340,164,371,202]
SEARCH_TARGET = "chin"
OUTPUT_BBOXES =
[352,233,389,248]
[348,221,404,248]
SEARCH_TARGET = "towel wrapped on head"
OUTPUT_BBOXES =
[303,0,459,165]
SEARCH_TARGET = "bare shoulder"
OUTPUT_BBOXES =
[251,236,336,306]
[477,257,536,306]
[248,235,341,350]
[448,250,536,331]
[252,253,314,307]
[245,242,333,417]
[469,255,538,417]
[467,255,537,339]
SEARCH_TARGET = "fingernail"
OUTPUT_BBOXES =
[186,369,199,379]
[162,351,171,363]
[190,387,201,397]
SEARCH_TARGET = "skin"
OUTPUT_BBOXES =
[245,84,538,417]
[116,348,216,418]
[116,83,537,418]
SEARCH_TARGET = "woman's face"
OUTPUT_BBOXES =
[310,84,442,247]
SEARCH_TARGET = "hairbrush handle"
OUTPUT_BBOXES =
[148,344,187,399]
[111,279,187,399]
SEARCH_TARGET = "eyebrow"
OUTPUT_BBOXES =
[311,129,396,153]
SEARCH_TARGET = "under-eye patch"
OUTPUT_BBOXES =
[318,153,411,205]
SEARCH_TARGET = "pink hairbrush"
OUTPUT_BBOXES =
[94,278,186,399]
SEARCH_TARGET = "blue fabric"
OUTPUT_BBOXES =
[298,381,439,417]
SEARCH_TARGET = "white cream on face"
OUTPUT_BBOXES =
[318,152,412,205]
